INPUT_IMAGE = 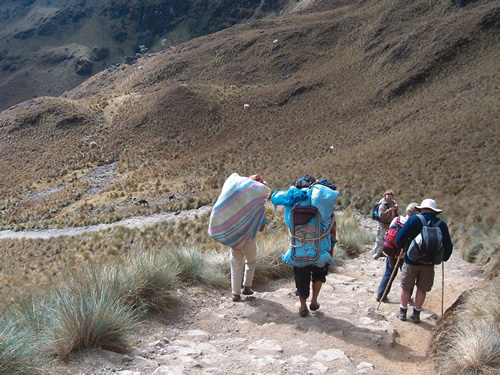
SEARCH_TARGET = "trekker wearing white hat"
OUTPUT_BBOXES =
[415,198,443,213]
[395,199,453,323]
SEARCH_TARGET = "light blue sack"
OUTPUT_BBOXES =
[272,184,338,268]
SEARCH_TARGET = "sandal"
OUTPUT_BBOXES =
[242,287,254,295]
[310,302,320,311]
[299,307,308,317]
[232,294,241,302]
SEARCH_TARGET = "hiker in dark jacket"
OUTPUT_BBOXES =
[395,199,453,323]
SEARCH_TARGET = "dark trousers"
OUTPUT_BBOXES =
[377,256,400,299]
[293,264,329,299]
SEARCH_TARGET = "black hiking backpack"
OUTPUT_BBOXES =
[372,201,382,222]
[407,215,444,265]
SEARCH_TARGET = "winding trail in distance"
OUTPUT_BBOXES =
[0,206,212,240]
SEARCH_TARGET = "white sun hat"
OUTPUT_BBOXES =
[416,198,442,213]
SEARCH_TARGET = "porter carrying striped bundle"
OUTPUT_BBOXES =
[208,173,270,248]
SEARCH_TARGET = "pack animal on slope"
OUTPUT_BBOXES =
[132,197,149,207]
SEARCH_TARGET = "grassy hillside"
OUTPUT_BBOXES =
[0,0,287,111]
[0,0,499,271]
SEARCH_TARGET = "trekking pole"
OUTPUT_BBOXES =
[441,262,445,316]
[377,249,404,310]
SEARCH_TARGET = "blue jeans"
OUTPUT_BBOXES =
[377,256,400,299]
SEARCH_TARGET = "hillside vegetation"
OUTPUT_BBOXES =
[0,0,499,269]
[0,0,286,110]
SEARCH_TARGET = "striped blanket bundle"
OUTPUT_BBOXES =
[208,173,270,248]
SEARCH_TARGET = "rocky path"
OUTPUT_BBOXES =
[52,218,483,375]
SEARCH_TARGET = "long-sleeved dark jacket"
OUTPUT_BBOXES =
[396,212,453,266]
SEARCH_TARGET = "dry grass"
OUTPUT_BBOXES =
[0,0,497,347]
[431,282,500,374]
[0,1,497,372]
[0,206,373,309]
[1,2,497,247]
[335,210,374,259]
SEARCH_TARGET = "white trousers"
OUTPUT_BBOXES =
[230,237,257,296]
[373,225,388,257]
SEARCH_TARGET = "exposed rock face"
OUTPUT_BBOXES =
[0,0,289,110]
[74,58,93,75]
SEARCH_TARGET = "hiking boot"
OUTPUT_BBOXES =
[410,308,421,324]
[376,296,389,303]
[397,307,407,321]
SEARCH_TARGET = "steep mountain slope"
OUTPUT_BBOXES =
[0,0,288,111]
[0,0,499,256]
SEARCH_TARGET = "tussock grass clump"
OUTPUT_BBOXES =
[445,320,500,375]
[431,283,500,374]
[49,280,141,360]
[168,245,228,288]
[116,247,180,312]
[459,227,499,281]
[254,232,294,282]
[0,318,46,375]
[336,211,374,258]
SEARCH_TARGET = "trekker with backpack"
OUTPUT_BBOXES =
[372,190,399,259]
[376,202,419,302]
[271,176,338,317]
[395,199,453,323]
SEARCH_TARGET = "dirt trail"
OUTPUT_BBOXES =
[51,217,483,375]
[0,206,211,240]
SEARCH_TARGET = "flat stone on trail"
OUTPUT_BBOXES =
[328,274,357,283]
[195,342,218,353]
[291,354,309,363]
[356,361,375,373]
[310,361,329,373]
[312,348,351,365]
[350,330,384,343]
[251,354,286,367]
[181,329,210,342]
[152,365,185,375]
[248,339,283,352]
